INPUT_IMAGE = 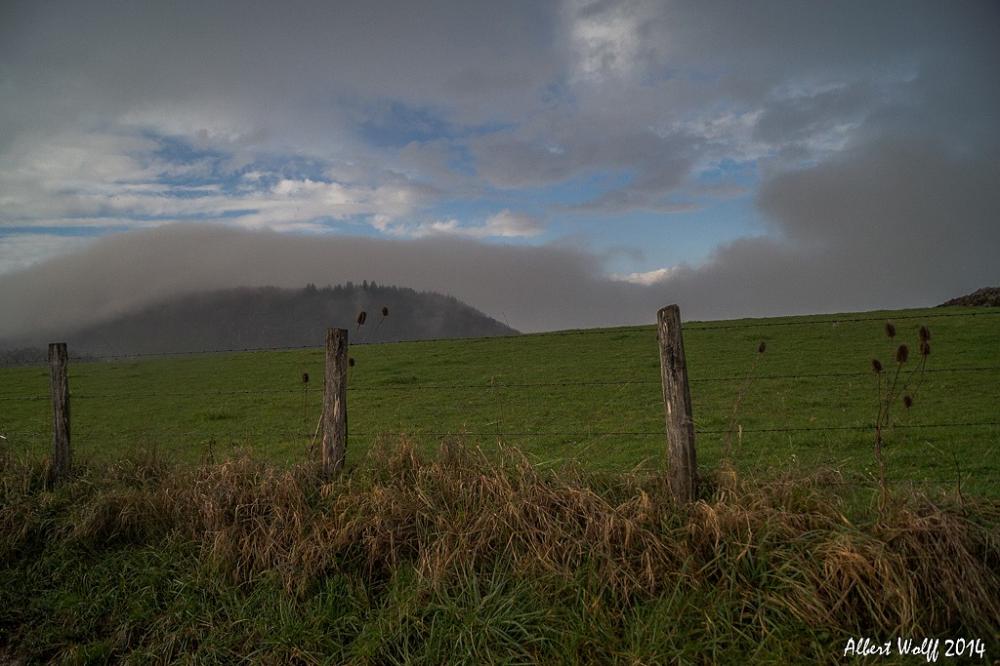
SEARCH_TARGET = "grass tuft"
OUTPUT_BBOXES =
[1,443,997,662]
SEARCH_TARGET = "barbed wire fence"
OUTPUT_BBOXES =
[1,307,998,493]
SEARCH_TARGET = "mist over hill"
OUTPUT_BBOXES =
[3,283,517,357]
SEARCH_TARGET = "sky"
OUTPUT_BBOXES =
[1,0,998,334]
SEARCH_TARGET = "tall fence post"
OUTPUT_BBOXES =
[48,342,71,482]
[322,328,348,477]
[657,305,698,503]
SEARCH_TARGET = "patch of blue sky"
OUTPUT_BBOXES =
[106,213,205,222]
[434,184,556,216]
[66,210,252,223]
[214,209,259,220]
[209,156,331,196]
[0,225,133,238]
[235,153,331,183]
[358,99,513,149]
[360,102,451,148]
[468,168,634,211]
[146,133,228,186]
[420,199,550,243]
[423,199,515,222]
[148,132,226,165]
[144,132,334,196]
[442,142,478,177]
[419,169,639,242]
[695,157,758,188]
[538,78,576,109]
[315,216,385,237]
[551,192,768,275]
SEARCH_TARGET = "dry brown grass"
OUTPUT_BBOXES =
[2,440,998,641]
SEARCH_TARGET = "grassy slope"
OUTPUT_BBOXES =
[2,306,998,494]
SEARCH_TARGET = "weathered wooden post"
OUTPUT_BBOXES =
[48,342,71,482]
[657,305,698,503]
[322,328,348,476]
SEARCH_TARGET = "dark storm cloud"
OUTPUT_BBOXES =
[651,135,1000,319]
[665,0,1000,315]
[469,0,1000,208]
[0,0,558,148]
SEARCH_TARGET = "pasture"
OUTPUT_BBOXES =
[2,305,999,663]
[2,305,998,494]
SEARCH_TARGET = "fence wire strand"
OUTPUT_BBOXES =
[5,421,1000,442]
[3,308,998,486]
[2,364,998,402]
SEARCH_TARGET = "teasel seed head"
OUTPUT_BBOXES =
[896,344,909,364]
[903,394,913,409]
[349,357,356,367]
[919,325,931,342]
[920,340,931,357]
[382,306,389,317]
[302,372,309,384]
[871,358,883,373]
[356,311,367,326]
[885,321,896,338]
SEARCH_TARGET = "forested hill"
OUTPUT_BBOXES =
[6,283,517,357]
[939,287,1000,307]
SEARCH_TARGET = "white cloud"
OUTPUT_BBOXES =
[610,266,677,286]
[567,0,646,81]
[380,209,544,239]
[0,130,436,241]
[479,210,544,237]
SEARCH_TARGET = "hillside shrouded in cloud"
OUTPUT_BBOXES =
[0,225,648,338]
[0,220,990,341]
[1,0,997,330]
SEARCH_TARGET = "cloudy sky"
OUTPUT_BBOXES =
[1,0,997,333]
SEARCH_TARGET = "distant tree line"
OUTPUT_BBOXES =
[0,347,96,367]
[3,283,517,356]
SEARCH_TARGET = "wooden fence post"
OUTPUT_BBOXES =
[322,328,348,477]
[657,305,698,503]
[48,342,71,482]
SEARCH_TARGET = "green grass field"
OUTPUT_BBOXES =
[2,306,999,494]
[3,305,999,663]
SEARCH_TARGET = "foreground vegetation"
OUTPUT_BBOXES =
[1,442,997,663]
